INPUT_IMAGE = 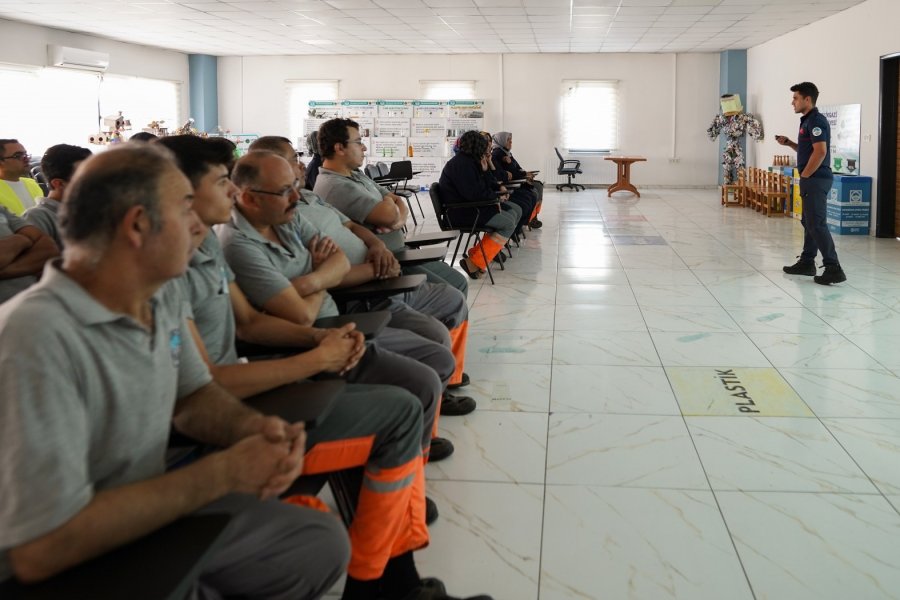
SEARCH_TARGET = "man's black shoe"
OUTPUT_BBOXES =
[814,265,847,285]
[425,497,439,525]
[440,392,476,416]
[447,372,470,390]
[528,218,542,229]
[783,258,816,276]
[429,437,454,462]
[394,578,494,600]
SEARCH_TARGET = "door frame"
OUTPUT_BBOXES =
[876,52,900,238]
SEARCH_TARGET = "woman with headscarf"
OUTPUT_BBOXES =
[304,131,323,190]
[481,131,536,236]
[491,131,544,228]
[440,130,522,279]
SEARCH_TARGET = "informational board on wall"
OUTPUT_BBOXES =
[301,98,485,187]
[819,103,861,175]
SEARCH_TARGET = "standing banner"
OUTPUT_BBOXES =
[341,100,378,119]
[819,103,861,174]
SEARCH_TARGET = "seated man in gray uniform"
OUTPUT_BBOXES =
[159,135,472,596]
[217,151,458,460]
[0,205,59,304]
[24,143,92,249]
[312,118,469,299]
[249,136,474,414]
[0,144,349,598]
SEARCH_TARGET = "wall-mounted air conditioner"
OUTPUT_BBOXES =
[47,45,109,72]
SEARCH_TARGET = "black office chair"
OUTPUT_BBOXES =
[30,165,49,196]
[374,162,421,226]
[429,182,503,285]
[554,147,585,192]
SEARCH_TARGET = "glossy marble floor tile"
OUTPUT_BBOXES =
[748,332,886,369]
[822,418,900,495]
[546,413,708,488]
[461,363,551,413]
[717,491,900,600]
[417,481,543,600]
[428,411,548,484]
[550,365,680,415]
[553,303,647,331]
[552,330,660,366]
[779,368,900,418]
[407,189,900,599]
[650,331,771,367]
[541,486,753,600]
[686,416,877,493]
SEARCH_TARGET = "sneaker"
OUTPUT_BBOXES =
[447,372,470,390]
[425,497,439,526]
[814,265,847,285]
[440,392,476,416]
[428,437,454,462]
[783,257,816,276]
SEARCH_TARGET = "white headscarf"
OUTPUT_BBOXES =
[492,131,512,155]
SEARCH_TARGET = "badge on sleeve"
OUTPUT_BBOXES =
[812,127,822,136]
[169,329,182,367]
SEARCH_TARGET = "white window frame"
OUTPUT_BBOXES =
[560,80,619,153]
[0,63,181,156]
[419,80,476,100]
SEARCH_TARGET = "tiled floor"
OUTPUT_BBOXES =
[415,188,900,600]
[330,187,900,599]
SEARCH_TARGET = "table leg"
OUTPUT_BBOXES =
[607,162,641,197]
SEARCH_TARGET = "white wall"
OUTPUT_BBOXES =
[0,18,189,120]
[219,52,721,186]
[747,0,899,221]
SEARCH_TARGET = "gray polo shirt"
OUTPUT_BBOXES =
[0,262,212,581]
[217,207,339,319]
[313,167,406,252]
[0,206,39,304]
[23,197,63,250]
[177,230,238,365]
[296,189,368,265]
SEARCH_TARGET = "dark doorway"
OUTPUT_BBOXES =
[876,52,900,237]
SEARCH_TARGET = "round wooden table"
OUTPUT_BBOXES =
[605,156,646,197]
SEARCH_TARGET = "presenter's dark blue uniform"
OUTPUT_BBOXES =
[797,107,840,267]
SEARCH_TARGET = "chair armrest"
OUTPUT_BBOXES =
[404,231,459,248]
[393,247,447,266]
[245,379,346,428]
[330,274,426,303]
[443,199,501,209]
[561,159,581,167]
[1,515,231,600]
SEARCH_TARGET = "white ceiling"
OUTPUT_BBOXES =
[0,0,866,56]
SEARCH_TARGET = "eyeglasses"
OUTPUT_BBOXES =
[1,152,30,161]
[249,178,302,199]
[344,138,364,146]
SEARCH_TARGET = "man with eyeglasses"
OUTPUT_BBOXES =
[0,139,42,215]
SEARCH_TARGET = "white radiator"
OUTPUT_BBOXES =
[543,153,615,186]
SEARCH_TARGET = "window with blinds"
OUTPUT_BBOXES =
[0,64,180,155]
[286,79,339,151]
[420,80,476,100]
[561,80,619,152]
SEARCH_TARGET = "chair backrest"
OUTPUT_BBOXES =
[376,161,390,177]
[364,164,379,179]
[388,160,413,179]
[428,182,450,231]
[30,166,50,195]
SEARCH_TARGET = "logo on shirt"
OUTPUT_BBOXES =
[812,127,822,136]
[169,329,182,367]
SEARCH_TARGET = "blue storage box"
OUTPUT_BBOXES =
[826,175,871,235]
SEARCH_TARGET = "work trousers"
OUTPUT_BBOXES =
[799,176,840,267]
